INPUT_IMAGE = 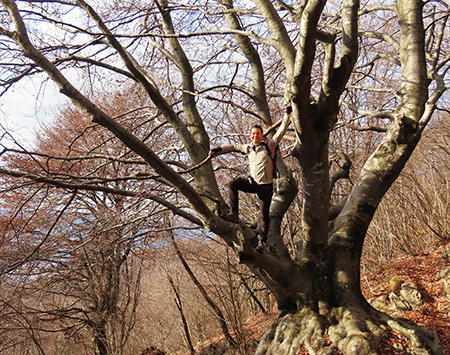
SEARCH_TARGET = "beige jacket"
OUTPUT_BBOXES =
[221,113,291,185]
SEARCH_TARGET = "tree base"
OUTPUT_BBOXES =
[255,305,443,355]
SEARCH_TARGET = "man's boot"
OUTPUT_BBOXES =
[222,212,239,223]
[255,235,266,252]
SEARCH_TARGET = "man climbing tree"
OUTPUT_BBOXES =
[209,104,293,251]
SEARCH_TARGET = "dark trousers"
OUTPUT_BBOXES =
[228,177,273,242]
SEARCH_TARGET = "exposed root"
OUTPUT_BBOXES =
[326,307,385,355]
[255,305,444,355]
[382,315,443,355]
[255,309,331,355]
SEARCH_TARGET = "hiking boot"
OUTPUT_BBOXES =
[222,213,239,223]
[255,239,266,252]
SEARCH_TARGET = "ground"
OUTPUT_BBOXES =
[178,242,450,355]
[361,245,450,355]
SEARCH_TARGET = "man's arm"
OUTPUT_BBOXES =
[209,144,247,156]
[269,104,292,149]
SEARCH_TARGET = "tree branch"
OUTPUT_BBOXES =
[0,166,203,226]
[1,0,213,223]
[221,0,273,125]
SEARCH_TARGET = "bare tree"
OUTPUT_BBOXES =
[170,233,238,349]
[1,0,449,354]
[366,115,450,262]
[0,99,159,354]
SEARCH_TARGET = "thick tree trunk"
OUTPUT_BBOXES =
[253,112,442,354]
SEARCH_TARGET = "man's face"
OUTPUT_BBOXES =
[250,127,264,145]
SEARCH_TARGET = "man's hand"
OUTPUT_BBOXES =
[209,147,222,156]
[285,102,292,114]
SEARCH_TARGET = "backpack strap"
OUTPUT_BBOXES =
[262,142,279,178]
[245,142,274,160]
[261,142,274,161]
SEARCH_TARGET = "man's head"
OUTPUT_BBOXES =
[250,125,264,145]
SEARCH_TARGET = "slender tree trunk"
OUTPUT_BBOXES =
[237,272,267,315]
[167,275,195,355]
[171,235,238,348]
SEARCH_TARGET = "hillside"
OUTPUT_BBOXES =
[362,242,450,354]
[190,242,450,355]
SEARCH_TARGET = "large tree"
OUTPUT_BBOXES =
[0,0,449,354]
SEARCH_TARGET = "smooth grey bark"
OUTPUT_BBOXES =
[221,0,273,126]
[154,0,224,210]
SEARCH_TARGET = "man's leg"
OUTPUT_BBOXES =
[256,183,274,247]
[225,177,255,221]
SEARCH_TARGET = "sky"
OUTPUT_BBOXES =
[0,74,66,148]
[0,2,77,149]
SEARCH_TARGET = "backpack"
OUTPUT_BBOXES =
[246,142,279,179]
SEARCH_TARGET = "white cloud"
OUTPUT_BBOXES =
[0,75,67,147]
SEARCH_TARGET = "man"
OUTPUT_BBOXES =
[209,104,292,251]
